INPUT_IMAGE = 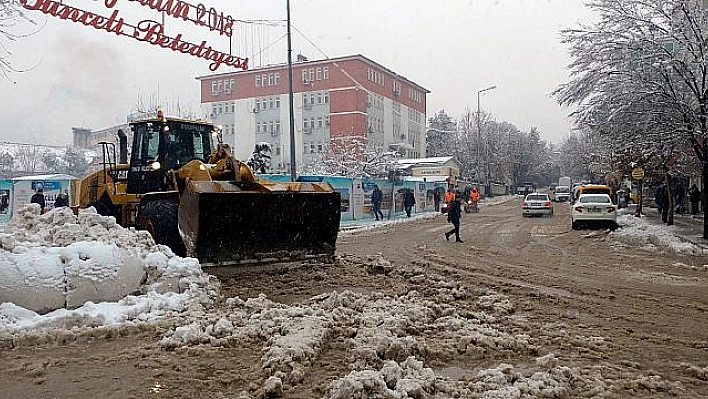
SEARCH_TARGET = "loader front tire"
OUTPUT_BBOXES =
[137,199,186,256]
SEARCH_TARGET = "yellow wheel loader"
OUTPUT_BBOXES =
[75,113,341,266]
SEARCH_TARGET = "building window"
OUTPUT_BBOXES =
[262,99,267,109]
[308,68,315,83]
[316,67,322,81]
[323,67,329,80]
[274,73,281,85]
[304,119,309,129]
[275,98,281,108]
[317,116,323,128]
[211,81,220,95]
[268,73,274,85]
[310,143,315,152]
[324,91,329,103]
[310,117,315,128]
[224,79,234,94]
[269,121,274,133]
[218,104,223,114]
[275,146,281,155]
[269,98,275,109]
[317,143,323,152]
[255,75,261,88]
[256,123,261,133]
[317,92,323,104]
[211,105,217,116]
[309,93,315,104]
[325,115,330,125]
[230,103,235,113]
[275,121,280,133]
[302,69,309,83]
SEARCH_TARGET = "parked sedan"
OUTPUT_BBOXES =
[571,194,617,230]
[521,193,553,217]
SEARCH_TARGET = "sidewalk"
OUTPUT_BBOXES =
[340,195,517,233]
[625,204,708,249]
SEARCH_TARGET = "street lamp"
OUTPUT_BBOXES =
[477,85,497,188]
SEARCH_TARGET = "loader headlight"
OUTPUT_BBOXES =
[151,161,161,170]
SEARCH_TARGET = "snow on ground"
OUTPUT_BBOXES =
[0,204,218,330]
[0,199,688,397]
[612,214,708,256]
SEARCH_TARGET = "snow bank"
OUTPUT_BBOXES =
[612,214,708,256]
[0,204,218,329]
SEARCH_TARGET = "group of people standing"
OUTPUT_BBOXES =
[654,182,702,223]
[30,187,69,214]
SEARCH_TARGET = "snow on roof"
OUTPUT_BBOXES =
[12,174,78,181]
[396,156,456,166]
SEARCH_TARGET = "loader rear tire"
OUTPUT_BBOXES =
[137,199,186,257]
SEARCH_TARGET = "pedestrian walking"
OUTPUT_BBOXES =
[444,195,463,243]
[371,184,384,221]
[30,187,46,214]
[403,189,416,217]
[689,184,701,215]
[433,189,441,212]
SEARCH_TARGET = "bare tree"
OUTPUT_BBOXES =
[0,0,37,81]
[13,143,42,173]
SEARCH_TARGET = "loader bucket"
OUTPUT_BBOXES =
[178,180,341,266]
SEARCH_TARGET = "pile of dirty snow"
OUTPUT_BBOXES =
[0,204,218,330]
[613,214,708,255]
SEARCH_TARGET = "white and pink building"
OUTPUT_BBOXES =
[196,54,429,172]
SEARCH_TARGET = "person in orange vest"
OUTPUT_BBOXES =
[443,188,455,213]
[470,187,480,203]
[444,189,455,204]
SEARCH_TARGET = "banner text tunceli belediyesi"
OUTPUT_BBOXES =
[20,0,248,72]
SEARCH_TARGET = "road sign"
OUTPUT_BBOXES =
[632,167,645,180]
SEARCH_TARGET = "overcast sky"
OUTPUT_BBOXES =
[0,0,595,146]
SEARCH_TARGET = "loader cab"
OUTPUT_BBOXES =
[127,118,215,194]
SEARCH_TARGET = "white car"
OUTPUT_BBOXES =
[571,194,617,230]
[521,193,553,217]
[554,186,571,202]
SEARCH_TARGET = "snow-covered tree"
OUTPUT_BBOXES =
[13,144,41,173]
[302,137,400,178]
[247,142,272,174]
[555,0,708,232]
[426,110,457,158]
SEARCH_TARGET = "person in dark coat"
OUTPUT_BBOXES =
[371,184,384,221]
[54,191,69,208]
[659,185,669,223]
[444,195,463,243]
[688,184,700,215]
[403,189,416,217]
[433,189,441,212]
[30,187,46,213]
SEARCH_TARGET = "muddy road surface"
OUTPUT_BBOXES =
[1,198,707,398]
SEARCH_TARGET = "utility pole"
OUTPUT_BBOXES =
[477,85,497,190]
[286,0,297,182]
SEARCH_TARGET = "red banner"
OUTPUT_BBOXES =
[21,0,247,71]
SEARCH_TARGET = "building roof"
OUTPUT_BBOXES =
[195,54,430,93]
[12,174,78,181]
[396,156,457,166]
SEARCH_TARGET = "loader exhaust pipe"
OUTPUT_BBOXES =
[117,129,128,164]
